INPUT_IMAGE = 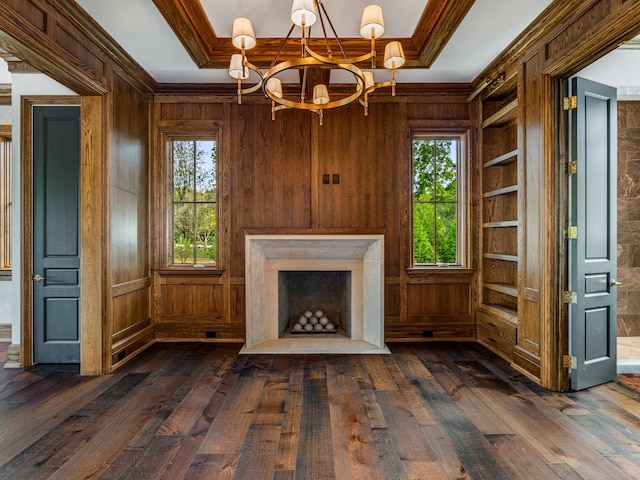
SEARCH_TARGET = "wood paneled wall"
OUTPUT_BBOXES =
[108,74,153,369]
[153,90,476,342]
[229,105,313,277]
[515,51,544,380]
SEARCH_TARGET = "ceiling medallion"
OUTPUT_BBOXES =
[228,0,405,124]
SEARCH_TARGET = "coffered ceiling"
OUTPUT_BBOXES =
[75,0,553,84]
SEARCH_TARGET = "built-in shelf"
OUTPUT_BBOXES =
[484,149,518,168]
[480,303,518,325]
[482,71,518,101]
[483,282,518,297]
[483,185,518,198]
[483,221,518,228]
[483,253,518,262]
[480,88,519,362]
[482,99,518,128]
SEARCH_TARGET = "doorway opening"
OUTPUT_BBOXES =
[574,35,640,373]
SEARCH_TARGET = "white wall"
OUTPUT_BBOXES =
[0,58,13,338]
[0,57,10,83]
[0,54,11,123]
[578,48,640,99]
[0,70,76,347]
[0,105,11,124]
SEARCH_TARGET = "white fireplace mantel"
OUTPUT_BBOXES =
[242,234,389,354]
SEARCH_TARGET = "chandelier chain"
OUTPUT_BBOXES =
[270,24,296,70]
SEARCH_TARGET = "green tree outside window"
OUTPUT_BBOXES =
[413,138,459,265]
[172,139,217,265]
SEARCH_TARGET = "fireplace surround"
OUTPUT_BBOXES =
[242,234,389,354]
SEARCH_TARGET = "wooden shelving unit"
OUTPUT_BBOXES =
[483,282,518,297]
[478,87,519,360]
[483,253,518,263]
[481,99,518,129]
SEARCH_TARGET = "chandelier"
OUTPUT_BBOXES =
[228,0,406,124]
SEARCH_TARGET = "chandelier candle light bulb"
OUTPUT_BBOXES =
[231,17,256,51]
[228,54,248,80]
[359,4,384,68]
[267,77,283,119]
[360,5,385,38]
[313,83,330,125]
[360,71,375,115]
[229,53,249,104]
[266,77,283,98]
[384,41,405,95]
[313,84,330,105]
[228,0,405,122]
[290,0,317,28]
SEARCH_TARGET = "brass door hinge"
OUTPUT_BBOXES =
[565,161,577,174]
[562,290,577,304]
[565,226,578,239]
[563,96,577,110]
[563,354,578,369]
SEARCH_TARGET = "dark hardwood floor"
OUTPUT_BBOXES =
[2,340,640,479]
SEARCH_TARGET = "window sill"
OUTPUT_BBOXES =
[155,267,224,276]
[406,266,474,277]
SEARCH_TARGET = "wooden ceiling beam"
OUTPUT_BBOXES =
[152,0,226,67]
[153,1,463,70]
[412,0,476,67]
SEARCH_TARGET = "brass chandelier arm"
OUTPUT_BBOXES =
[239,60,264,95]
[271,103,322,119]
[364,79,395,95]
[359,80,396,116]
[303,42,375,69]
[238,57,394,113]
[262,56,366,111]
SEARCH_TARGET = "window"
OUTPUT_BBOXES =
[0,130,11,278]
[412,136,461,266]
[171,138,217,265]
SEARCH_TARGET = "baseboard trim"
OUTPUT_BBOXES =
[0,323,11,341]
[4,343,21,368]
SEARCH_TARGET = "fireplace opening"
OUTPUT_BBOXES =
[278,271,351,338]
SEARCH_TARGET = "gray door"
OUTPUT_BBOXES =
[568,77,617,390]
[32,105,81,363]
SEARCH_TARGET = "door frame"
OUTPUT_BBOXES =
[20,95,105,374]
[21,96,80,367]
[549,35,640,391]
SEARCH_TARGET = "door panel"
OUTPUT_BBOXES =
[33,105,81,364]
[568,77,617,390]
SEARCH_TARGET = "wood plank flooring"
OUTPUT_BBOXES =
[2,341,640,479]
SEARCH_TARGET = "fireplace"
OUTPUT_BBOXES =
[243,234,389,354]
